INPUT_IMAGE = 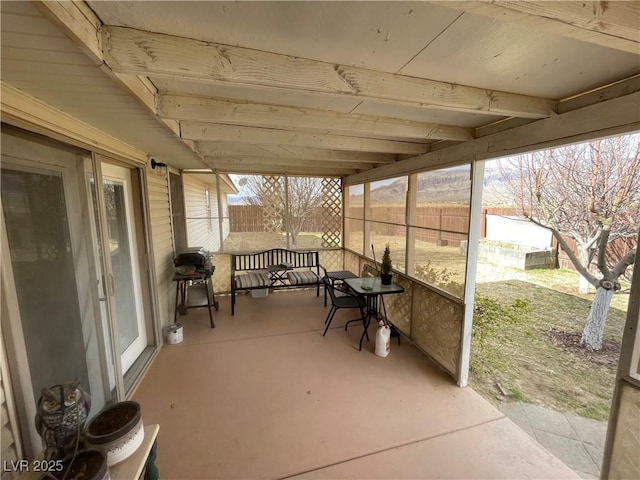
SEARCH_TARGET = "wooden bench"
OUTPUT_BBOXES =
[231,248,321,315]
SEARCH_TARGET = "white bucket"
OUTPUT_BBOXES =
[251,288,269,298]
[167,323,183,344]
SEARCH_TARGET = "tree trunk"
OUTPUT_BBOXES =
[577,245,592,294]
[580,286,614,351]
[578,275,592,294]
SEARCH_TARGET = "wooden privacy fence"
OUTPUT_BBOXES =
[229,205,333,232]
[229,205,635,272]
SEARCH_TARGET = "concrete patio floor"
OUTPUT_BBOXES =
[131,289,580,479]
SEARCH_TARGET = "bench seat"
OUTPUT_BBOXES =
[235,271,270,289]
[231,248,321,315]
[287,270,321,285]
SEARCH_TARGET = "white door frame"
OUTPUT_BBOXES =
[0,143,107,457]
[99,162,148,375]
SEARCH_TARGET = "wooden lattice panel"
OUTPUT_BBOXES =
[384,274,412,336]
[321,178,342,248]
[261,176,284,233]
[411,284,464,376]
[344,250,360,276]
[212,254,232,294]
[318,249,343,271]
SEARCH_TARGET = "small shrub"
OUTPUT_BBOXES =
[414,261,464,297]
[471,295,531,374]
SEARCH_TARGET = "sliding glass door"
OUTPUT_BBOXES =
[98,163,147,374]
[0,132,112,456]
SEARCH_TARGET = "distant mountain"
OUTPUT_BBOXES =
[353,168,510,206]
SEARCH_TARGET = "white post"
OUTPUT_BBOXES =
[458,160,485,387]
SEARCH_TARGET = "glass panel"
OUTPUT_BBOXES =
[286,176,323,249]
[411,164,472,298]
[1,168,90,402]
[345,217,363,253]
[103,180,138,352]
[346,184,364,219]
[370,177,407,222]
[369,221,407,273]
[225,174,286,251]
[412,227,468,298]
[415,165,471,228]
[88,176,116,391]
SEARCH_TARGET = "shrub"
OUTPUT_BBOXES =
[472,295,531,372]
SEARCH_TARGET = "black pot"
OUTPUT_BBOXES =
[84,401,143,466]
[41,449,108,480]
[381,273,393,285]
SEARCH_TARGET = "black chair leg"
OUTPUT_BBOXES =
[323,308,337,336]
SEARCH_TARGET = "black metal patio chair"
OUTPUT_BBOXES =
[322,276,368,339]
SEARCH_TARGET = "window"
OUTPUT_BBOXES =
[369,177,407,272]
[345,177,408,273]
[345,184,364,252]
[345,165,471,299]
[410,165,471,298]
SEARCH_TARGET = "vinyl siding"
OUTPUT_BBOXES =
[146,169,175,334]
[183,175,220,252]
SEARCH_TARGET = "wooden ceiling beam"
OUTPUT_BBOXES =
[203,160,354,176]
[195,142,394,164]
[161,94,473,142]
[183,122,428,155]
[436,1,640,54]
[203,155,373,171]
[103,25,556,119]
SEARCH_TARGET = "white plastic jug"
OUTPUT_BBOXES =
[375,323,391,357]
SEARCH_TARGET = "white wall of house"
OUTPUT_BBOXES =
[146,168,176,335]
[183,174,224,253]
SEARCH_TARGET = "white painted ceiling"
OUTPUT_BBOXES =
[2,1,639,176]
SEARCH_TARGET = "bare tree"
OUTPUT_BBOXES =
[496,134,640,351]
[241,175,323,248]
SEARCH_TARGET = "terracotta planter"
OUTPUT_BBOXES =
[85,401,143,467]
[41,448,109,480]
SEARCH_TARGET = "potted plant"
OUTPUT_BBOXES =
[41,449,109,480]
[84,401,144,466]
[381,244,393,285]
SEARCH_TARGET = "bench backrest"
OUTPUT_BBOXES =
[232,249,319,273]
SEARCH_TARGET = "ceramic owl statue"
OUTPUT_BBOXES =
[34,378,91,460]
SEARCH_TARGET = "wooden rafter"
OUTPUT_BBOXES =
[182,122,429,155]
[203,159,354,176]
[436,1,640,54]
[194,142,394,164]
[161,95,473,142]
[203,155,372,171]
[103,25,556,119]
[346,91,640,184]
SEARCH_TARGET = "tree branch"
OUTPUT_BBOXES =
[611,247,636,278]
[526,215,600,286]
